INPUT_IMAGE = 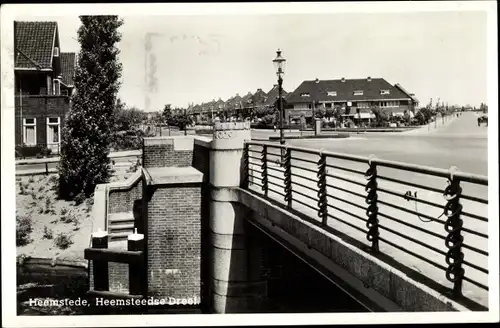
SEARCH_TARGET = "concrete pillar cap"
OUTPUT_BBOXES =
[92,228,108,238]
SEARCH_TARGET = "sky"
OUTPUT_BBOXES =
[16,9,489,112]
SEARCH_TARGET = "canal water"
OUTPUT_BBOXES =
[18,259,369,315]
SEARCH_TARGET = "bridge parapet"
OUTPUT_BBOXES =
[242,141,489,311]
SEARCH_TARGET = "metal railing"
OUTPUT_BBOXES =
[242,141,488,303]
[15,150,142,176]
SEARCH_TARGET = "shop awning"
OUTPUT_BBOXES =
[342,113,376,119]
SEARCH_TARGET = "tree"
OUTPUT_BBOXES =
[371,107,390,126]
[325,107,334,118]
[58,16,124,199]
[480,102,488,113]
[415,107,433,125]
[315,107,326,118]
[114,104,144,132]
[253,105,274,118]
[162,104,172,124]
[333,105,345,121]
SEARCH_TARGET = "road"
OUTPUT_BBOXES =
[254,112,488,176]
[247,112,489,308]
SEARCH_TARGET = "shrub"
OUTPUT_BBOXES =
[74,192,86,206]
[195,129,214,135]
[60,210,79,226]
[19,182,27,195]
[43,226,54,240]
[54,233,73,250]
[44,197,56,215]
[126,158,141,173]
[16,215,33,246]
[15,145,48,159]
[28,176,35,184]
[48,175,58,185]
[60,207,68,216]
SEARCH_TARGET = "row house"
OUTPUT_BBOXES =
[14,21,76,154]
[188,85,289,122]
[285,77,419,123]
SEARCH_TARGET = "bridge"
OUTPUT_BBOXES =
[84,120,489,313]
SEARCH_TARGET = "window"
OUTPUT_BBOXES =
[53,47,60,57]
[358,102,370,109]
[380,90,390,95]
[23,118,37,146]
[353,90,364,96]
[327,91,337,96]
[379,101,400,108]
[300,93,310,97]
[47,117,60,145]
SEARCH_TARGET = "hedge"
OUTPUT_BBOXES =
[15,145,52,159]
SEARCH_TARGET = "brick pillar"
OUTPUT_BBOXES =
[209,122,265,313]
[141,136,202,304]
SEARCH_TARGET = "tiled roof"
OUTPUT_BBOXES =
[394,83,419,103]
[285,78,411,104]
[60,52,76,86]
[252,89,268,107]
[265,84,288,106]
[241,92,253,107]
[15,21,57,69]
[215,98,225,109]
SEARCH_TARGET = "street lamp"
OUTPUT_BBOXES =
[273,48,286,164]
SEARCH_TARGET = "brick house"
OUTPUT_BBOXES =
[14,21,76,154]
[285,77,419,124]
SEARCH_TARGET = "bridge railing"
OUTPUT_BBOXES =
[242,141,488,305]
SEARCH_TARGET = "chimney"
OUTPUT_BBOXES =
[236,93,239,96]
[341,77,346,82]
[315,78,319,83]
[367,76,371,82]
[257,88,262,92]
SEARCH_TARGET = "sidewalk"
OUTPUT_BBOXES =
[402,115,458,135]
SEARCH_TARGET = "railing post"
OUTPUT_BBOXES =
[283,147,292,208]
[92,229,109,291]
[364,157,379,253]
[316,152,328,225]
[261,145,268,196]
[128,229,145,296]
[444,168,464,297]
[242,143,249,189]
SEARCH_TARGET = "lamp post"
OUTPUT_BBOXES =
[273,49,286,164]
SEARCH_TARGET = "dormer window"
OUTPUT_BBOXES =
[353,90,363,96]
[327,91,337,96]
[53,47,60,57]
[300,93,310,97]
[380,90,390,95]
